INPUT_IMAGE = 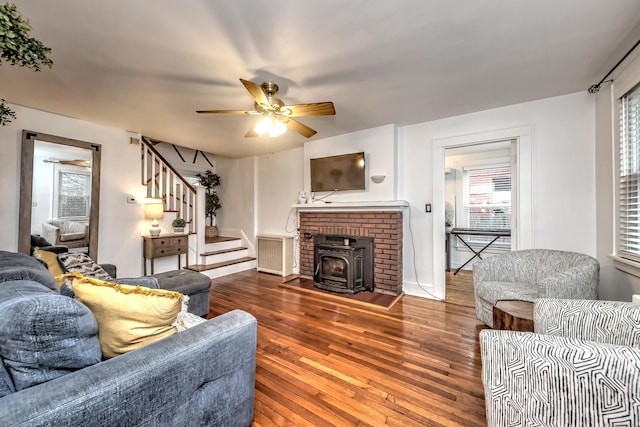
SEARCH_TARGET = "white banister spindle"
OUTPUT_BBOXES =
[178,181,184,218]
[141,144,146,186]
[140,137,197,233]
[164,167,171,209]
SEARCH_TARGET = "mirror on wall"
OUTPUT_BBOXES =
[18,130,101,260]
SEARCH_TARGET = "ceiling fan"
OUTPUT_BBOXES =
[196,78,335,138]
[43,159,90,167]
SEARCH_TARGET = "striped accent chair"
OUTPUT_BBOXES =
[473,249,599,326]
[480,299,640,426]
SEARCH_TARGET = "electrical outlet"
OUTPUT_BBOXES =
[126,195,137,204]
[632,294,640,304]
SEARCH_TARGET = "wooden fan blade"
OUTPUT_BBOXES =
[196,109,252,114]
[60,160,90,166]
[240,78,269,106]
[286,102,335,117]
[285,118,317,138]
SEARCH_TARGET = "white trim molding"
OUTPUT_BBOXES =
[610,254,640,279]
[293,200,409,212]
[431,125,534,299]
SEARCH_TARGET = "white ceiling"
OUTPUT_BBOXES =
[2,1,640,158]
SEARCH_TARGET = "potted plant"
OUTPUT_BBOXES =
[196,169,222,237]
[172,218,186,234]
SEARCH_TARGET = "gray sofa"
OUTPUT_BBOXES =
[0,251,256,426]
[473,249,600,326]
[32,243,212,317]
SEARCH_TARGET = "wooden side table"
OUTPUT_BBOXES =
[142,234,188,275]
[493,300,534,332]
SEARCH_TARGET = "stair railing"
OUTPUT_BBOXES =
[140,136,196,233]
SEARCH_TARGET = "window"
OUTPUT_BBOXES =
[53,166,91,219]
[463,166,511,244]
[618,83,640,263]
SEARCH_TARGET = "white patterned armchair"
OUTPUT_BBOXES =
[42,219,89,249]
[480,299,640,426]
[473,249,599,326]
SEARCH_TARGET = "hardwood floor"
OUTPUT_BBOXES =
[208,270,488,426]
[444,270,475,308]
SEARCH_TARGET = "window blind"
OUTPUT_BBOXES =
[619,84,640,262]
[57,171,91,218]
[462,166,511,244]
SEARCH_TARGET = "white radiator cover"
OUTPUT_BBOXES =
[256,235,294,276]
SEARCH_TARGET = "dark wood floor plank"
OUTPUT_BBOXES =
[208,270,486,426]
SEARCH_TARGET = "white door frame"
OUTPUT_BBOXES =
[431,126,533,298]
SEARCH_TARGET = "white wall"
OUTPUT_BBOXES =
[31,149,54,234]
[256,147,303,236]
[303,124,397,202]
[214,156,256,251]
[595,44,640,301]
[250,94,596,299]
[399,92,596,298]
[1,91,605,300]
[0,103,147,277]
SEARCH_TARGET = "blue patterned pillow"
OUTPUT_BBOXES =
[58,252,111,280]
[0,280,102,391]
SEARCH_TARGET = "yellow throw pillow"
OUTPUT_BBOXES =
[69,275,185,359]
[33,247,65,277]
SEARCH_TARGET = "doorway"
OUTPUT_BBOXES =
[430,126,533,302]
[444,140,515,306]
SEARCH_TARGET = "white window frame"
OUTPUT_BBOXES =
[458,163,512,248]
[611,53,640,278]
[52,164,91,220]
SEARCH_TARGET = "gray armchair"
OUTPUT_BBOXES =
[473,249,599,326]
[42,219,89,249]
[480,299,640,426]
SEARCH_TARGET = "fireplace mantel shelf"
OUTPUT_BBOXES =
[293,200,409,211]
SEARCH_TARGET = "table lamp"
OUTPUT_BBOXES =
[144,199,164,236]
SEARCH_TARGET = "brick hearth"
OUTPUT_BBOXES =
[298,211,403,295]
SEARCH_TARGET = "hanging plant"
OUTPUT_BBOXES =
[0,2,53,125]
[0,99,16,126]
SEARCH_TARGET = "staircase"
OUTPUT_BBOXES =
[141,136,195,231]
[140,137,256,278]
[185,236,256,279]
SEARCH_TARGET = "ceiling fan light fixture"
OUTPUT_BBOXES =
[197,78,335,139]
[254,114,287,137]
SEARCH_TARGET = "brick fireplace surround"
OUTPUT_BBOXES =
[298,209,404,295]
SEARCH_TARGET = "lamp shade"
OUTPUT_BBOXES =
[144,199,164,236]
[144,200,164,219]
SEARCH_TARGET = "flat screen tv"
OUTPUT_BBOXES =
[310,152,365,192]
